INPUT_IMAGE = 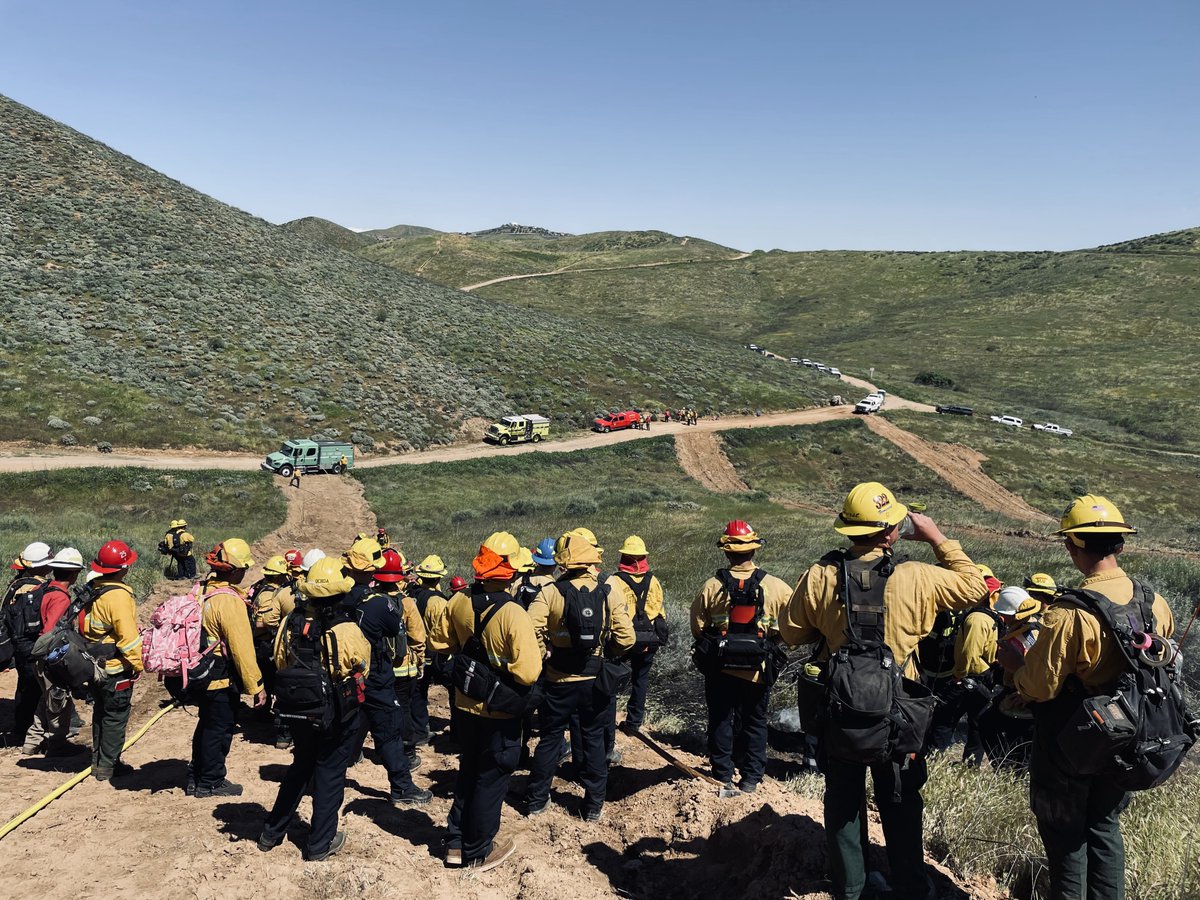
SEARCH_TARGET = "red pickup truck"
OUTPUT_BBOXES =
[593,410,642,432]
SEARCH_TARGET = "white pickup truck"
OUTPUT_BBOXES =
[1033,422,1074,437]
[990,415,1024,428]
[854,392,886,414]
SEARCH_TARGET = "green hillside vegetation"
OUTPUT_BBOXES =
[279,216,380,252]
[0,468,285,599]
[455,236,1200,451]
[0,94,826,452]
[355,228,740,290]
[362,223,443,240]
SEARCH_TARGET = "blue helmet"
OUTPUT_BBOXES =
[532,537,556,567]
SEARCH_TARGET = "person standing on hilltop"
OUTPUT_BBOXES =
[691,521,791,797]
[780,483,985,900]
[81,540,144,782]
[1008,496,1176,900]
[189,539,265,798]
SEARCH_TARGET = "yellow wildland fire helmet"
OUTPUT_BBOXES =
[1056,494,1136,546]
[301,556,354,598]
[483,531,520,558]
[416,554,448,578]
[619,535,648,557]
[1024,572,1058,598]
[261,555,290,577]
[215,538,254,570]
[343,536,385,573]
[835,482,908,537]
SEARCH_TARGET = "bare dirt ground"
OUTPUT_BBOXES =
[861,417,1053,524]
[674,432,751,494]
[0,477,1003,900]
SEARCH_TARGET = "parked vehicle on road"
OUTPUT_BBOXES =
[1033,422,1074,436]
[989,415,1024,428]
[593,410,642,433]
[829,367,842,377]
[800,358,813,367]
[262,439,354,477]
[789,357,800,364]
[484,414,551,445]
[936,405,975,416]
[854,396,882,414]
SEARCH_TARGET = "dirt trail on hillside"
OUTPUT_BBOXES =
[460,251,753,291]
[862,417,1053,523]
[0,406,858,473]
[674,432,751,493]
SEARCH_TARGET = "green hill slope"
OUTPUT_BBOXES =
[469,240,1200,450]
[355,228,741,289]
[362,223,443,240]
[279,216,380,252]
[0,94,826,452]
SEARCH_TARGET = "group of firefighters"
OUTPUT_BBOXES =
[0,483,1177,899]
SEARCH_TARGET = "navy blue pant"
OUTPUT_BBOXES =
[605,648,656,754]
[192,685,238,789]
[529,680,609,814]
[393,676,418,756]
[447,712,521,863]
[263,710,361,858]
[357,693,416,796]
[704,673,769,784]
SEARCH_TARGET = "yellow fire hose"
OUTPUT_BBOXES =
[0,701,180,841]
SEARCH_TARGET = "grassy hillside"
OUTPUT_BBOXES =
[0,94,826,451]
[362,223,443,240]
[0,468,284,599]
[279,216,380,252]
[355,228,741,289]
[450,236,1200,451]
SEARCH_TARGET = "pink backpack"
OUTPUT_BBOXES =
[141,584,236,687]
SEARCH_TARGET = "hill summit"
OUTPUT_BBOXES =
[0,94,822,451]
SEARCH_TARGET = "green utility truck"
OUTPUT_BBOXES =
[261,439,355,477]
[483,414,551,446]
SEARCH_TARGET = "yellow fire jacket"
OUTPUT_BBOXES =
[528,571,635,683]
[164,528,194,555]
[780,542,986,679]
[81,578,143,676]
[953,607,999,679]
[610,572,666,622]
[273,611,371,680]
[420,590,450,663]
[1014,568,1175,702]
[429,580,542,719]
[200,578,264,695]
[251,581,297,640]
[392,593,427,679]
[692,561,792,684]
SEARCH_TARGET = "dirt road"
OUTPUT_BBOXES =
[459,251,753,292]
[674,432,751,493]
[0,406,858,473]
[862,416,1053,523]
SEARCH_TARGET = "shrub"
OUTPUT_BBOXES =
[914,371,957,390]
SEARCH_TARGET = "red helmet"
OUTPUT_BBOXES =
[92,539,137,574]
[375,548,406,583]
[724,520,754,537]
[449,575,468,593]
[284,549,303,570]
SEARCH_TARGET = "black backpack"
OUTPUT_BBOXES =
[915,609,961,683]
[513,574,542,610]
[549,579,611,676]
[273,609,363,731]
[1051,584,1196,791]
[614,572,669,650]
[413,586,445,620]
[715,568,770,671]
[5,581,51,656]
[353,591,407,668]
[452,589,541,716]
[33,583,122,698]
[807,551,935,766]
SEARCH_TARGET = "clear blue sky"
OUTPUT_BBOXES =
[2,1,1196,251]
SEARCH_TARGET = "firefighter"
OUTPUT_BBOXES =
[978,585,1043,771]
[343,539,430,806]
[82,540,144,781]
[525,531,634,821]
[258,556,371,861]
[22,547,85,756]
[430,532,542,871]
[410,554,449,746]
[2,541,53,746]
[928,565,1004,763]
[609,535,667,740]
[161,519,196,581]
[249,555,297,749]
[691,521,792,797]
[388,555,429,770]
[188,540,265,798]
[780,482,986,900]
[1010,495,1174,900]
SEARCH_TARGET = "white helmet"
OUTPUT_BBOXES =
[301,549,326,572]
[19,541,52,567]
[49,547,84,570]
[994,585,1032,617]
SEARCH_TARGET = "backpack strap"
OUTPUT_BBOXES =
[837,552,891,649]
[614,571,653,620]
[1057,587,1149,673]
